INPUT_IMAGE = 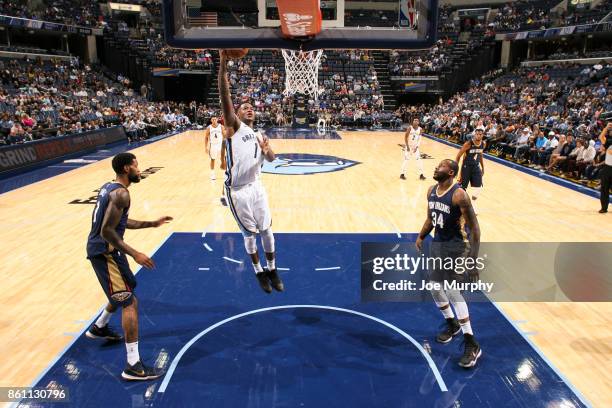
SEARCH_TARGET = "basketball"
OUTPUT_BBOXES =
[223,48,249,59]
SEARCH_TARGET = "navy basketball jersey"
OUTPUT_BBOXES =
[464,140,484,166]
[86,182,129,257]
[427,183,466,242]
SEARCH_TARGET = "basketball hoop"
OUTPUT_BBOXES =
[281,49,324,100]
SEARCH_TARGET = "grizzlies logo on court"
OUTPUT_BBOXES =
[262,154,359,175]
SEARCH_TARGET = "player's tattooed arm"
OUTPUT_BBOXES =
[101,189,139,258]
[454,188,480,259]
[218,51,240,134]
[415,186,435,251]
[127,216,173,229]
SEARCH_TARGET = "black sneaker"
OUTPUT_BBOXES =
[86,324,123,341]
[400,174,406,180]
[458,335,482,368]
[436,318,461,344]
[266,268,284,292]
[121,360,162,381]
[599,209,608,214]
[419,174,426,180]
[256,271,272,293]
[220,197,228,206]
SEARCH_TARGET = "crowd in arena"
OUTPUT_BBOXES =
[437,1,611,34]
[218,50,392,128]
[491,1,557,32]
[414,63,611,184]
[152,47,215,71]
[0,58,192,145]
[389,39,453,76]
[0,0,102,27]
[224,55,293,126]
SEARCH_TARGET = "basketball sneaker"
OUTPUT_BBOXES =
[220,197,228,206]
[400,174,406,180]
[86,324,123,341]
[266,268,284,292]
[419,174,426,180]
[436,318,461,344]
[459,334,482,368]
[121,360,163,381]
[256,271,272,293]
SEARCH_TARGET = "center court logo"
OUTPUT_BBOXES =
[262,153,359,175]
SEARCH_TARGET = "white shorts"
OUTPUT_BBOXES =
[209,144,222,160]
[404,146,420,159]
[226,180,272,236]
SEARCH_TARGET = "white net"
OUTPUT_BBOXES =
[281,49,324,100]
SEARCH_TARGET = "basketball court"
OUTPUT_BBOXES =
[0,129,610,407]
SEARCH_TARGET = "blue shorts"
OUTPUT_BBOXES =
[461,165,483,189]
[428,240,469,283]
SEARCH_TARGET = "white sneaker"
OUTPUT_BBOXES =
[210,172,216,180]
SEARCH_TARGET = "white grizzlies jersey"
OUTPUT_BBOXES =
[208,124,223,147]
[408,126,422,148]
[225,122,264,188]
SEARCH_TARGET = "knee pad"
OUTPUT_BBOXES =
[260,228,275,253]
[243,234,257,254]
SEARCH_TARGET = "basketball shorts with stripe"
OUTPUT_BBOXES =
[89,251,137,307]
[226,180,272,236]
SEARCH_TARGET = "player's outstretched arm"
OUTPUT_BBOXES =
[454,188,480,259]
[416,186,435,251]
[218,51,240,134]
[127,216,173,229]
[101,189,155,268]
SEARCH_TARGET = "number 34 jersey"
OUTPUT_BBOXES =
[427,183,466,242]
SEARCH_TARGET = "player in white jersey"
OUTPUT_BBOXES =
[218,49,284,294]
[205,116,225,180]
[400,118,426,181]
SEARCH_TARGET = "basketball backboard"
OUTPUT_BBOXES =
[162,0,438,50]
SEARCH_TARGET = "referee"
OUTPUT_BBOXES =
[599,122,612,214]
